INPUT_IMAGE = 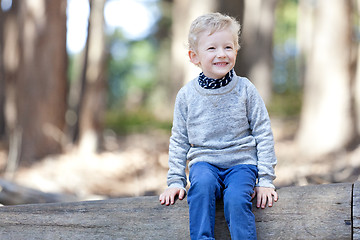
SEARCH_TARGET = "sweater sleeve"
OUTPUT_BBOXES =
[246,81,277,189]
[167,88,191,190]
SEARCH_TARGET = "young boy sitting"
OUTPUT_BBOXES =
[159,12,278,240]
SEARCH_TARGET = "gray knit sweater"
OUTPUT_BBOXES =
[167,73,276,190]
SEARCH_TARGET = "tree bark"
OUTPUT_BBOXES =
[296,0,315,86]
[77,0,107,154]
[1,1,21,177]
[6,0,68,166]
[355,0,360,138]
[236,0,277,104]
[296,0,354,157]
[0,8,5,140]
[0,182,354,239]
[0,0,67,169]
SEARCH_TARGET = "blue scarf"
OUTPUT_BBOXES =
[198,69,234,89]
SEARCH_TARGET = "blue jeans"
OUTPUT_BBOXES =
[187,162,258,240]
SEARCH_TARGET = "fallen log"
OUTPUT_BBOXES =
[0,182,357,239]
[0,179,77,205]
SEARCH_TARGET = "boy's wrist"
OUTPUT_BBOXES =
[168,183,187,193]
[256,181,275,189]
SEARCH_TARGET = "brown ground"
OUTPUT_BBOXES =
[0,118,359,202]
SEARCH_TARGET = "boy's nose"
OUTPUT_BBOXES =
[216,49,226,57]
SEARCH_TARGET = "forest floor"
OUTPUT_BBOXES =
[0,117,360,202]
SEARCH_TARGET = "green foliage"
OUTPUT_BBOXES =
[274,0,298,45]
[107,30,159,109]
[105,109,172,135]
[270,0,302,118]
[272,0,301,100]
[67,53,82,84]
[268,90,302,117]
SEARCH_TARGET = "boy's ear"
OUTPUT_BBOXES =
[188,50,200,65]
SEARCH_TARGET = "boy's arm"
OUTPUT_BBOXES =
[166,89,190,193]
[246,82,277,189]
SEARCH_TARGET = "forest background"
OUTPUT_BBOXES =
[0,0,360,203]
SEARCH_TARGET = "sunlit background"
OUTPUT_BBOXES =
[67,0,160,54]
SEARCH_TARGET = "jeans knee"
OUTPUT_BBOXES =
[188,163,221,201]
[191,174,218,194]
[224,191,252,211]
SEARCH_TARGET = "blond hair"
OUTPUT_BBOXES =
[188,12,241,51]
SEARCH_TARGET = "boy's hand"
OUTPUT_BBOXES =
[251,186,278,209]
[159,187,186,205]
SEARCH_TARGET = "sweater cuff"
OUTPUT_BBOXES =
[256,178,275,189]
[168,183,187,194]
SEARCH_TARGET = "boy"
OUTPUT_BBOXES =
[159,12,277,240]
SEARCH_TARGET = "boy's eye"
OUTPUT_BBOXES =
[207,47,215,50]
[225,46,233,49]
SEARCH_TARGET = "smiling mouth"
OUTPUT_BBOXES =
[214,62,228,66]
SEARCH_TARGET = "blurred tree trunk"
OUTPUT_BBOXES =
[1,1,21,177]
[149,0,172,119]
[1,0,68,171]
[355,0,360,138]
[236,0,277,104]
[296,0,315,86]
[217,0,244,76]
[0,8,5,140]
[218,0,244,21]
[296,0,355,157]
[0,67,4,140]
[77,0,107,153]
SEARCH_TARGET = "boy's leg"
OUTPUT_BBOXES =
[187,162,222,240]
[222,164,258,240]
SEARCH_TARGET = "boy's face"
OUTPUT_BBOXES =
[189,29,237,79]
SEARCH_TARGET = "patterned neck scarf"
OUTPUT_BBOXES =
[198,69,234,89]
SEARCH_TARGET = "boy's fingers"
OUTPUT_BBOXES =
[256,195,262,208]
[267,194,273,207]
[179,189,185,200]
[166,196,171,205]
[255,188,278,209]
[159,194,165,204]
[273,191,278,201]
[250,191,256,200]
[261,195,267,208]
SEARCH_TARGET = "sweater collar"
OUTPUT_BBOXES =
[198,69,234,89]
[193,70,239,96]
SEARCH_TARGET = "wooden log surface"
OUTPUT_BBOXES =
[0,182,356,240]
[353,181,360,239]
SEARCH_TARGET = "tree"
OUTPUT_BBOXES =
[236,0,277,104]
[77,0,107,153]
[0,6,6,140]
[0,1,21,177]
[355,0,360,138]
[1,0,68,170]
[296,0,355,157]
